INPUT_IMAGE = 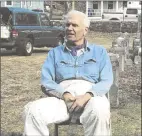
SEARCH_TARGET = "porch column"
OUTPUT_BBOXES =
[72,0,75,10]
[101,0,103,16]
[21,1,22,8]
[116,0,118,12]
[86,0,88,16]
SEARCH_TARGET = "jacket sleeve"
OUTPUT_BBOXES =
[88,48,113,96]
[41,49,65,99]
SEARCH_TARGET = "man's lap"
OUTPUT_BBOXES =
[23,95,110,125]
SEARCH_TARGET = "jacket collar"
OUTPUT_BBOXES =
[63,39,91,52]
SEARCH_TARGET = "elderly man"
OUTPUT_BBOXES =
[23,10,113,136]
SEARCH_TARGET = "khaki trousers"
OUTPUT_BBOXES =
[23,80,111,136]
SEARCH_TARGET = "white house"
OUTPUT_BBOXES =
[127,1,141,9]
[0,0,44,11]
[86,0,141,20]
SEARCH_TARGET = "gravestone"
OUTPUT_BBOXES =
[134,56,141,65]
[109,47,125,72]
[109,53,120,108]
[110,32,131,71]
[131,14,141,64]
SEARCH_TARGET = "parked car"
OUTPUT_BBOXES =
[0,7,65,56]
[102,8,140,21]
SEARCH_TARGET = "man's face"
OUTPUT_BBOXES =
[65,14,88,44]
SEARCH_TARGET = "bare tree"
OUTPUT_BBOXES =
[49,1,53,20]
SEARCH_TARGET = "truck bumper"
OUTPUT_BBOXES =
[0,39,16,48]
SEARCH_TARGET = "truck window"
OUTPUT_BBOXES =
[1,13,13,26]
[15,13,39,26]
[15,13,28,26]
[27,14,39,26]
[126,9,138,14]
[40,13,50,26]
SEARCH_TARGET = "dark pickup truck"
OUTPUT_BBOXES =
[0,7,65,56]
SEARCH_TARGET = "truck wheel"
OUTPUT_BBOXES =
[110,18,119,21]
[23,39,33,56]
[16,39,33,56]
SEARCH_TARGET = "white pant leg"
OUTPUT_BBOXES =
[80,96,111,136]
[23,97,69,136]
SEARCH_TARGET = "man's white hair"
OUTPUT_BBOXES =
[64,10,90,28]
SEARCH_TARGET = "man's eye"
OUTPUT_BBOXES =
[72,24,78,27]
[65,23,78,27]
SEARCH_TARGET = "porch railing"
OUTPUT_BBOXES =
[88,9,123,17]
[88,9,101,17]
[103,9,117,13]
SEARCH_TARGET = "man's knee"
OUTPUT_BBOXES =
[22,97,68,123]
[22,102,34,121]
[22,98,48,120]
[85,96,110,119]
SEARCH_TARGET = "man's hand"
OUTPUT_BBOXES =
[62,92,76,102]
[62,92,76,111]
[69,93,92,113]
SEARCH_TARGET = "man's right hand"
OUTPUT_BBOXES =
[62,92,76,112]
[62,92,75,102]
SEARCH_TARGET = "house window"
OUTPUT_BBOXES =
[93,1,98,9]
[26,1,32,7]
[5,1,13,6]
[123,1,127,7]
[108,1,113,9]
